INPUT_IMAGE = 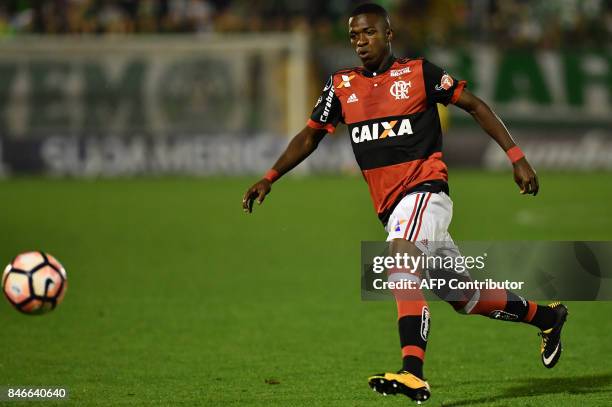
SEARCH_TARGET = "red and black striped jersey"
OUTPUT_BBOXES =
[307,57,466,225]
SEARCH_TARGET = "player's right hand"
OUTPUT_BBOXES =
[242,179,271,213]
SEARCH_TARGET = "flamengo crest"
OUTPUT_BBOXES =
[390,80,411,100]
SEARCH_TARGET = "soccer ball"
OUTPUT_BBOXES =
[2,251,67,315]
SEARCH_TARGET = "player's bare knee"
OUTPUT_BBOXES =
[390,238,424,276]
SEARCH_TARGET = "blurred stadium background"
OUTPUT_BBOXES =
[0,0,611,175]
[1,1,611,406]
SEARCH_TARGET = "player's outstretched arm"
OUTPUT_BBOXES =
[242,126,327,213]
[454,89,539,196]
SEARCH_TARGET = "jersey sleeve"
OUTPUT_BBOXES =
[307,75,342,133]
[422,60,467,106]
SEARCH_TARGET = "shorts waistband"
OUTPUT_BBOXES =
[379,180,449,226]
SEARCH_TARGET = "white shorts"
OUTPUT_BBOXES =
[385,191,460,257]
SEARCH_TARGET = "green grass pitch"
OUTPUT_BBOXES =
[1,171,611,406]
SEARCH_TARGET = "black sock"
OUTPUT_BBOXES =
[398,312,429,379]
[528,305,557,331]
[503,291,530,320]
[402,356,423,379]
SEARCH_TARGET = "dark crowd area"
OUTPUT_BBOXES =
[0,0,611,49]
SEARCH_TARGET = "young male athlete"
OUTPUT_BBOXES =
[242,3,568,403]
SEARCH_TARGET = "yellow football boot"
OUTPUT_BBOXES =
[368,371,430,403]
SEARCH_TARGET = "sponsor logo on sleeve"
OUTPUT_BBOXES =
[319,86,335,123]
[435,73,454,91]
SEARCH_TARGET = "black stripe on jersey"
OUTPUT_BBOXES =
[422,59,464,107]
[348,107,442,171]
[407,193,426,241]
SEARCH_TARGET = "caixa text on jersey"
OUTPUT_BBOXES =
[350,118,414,144]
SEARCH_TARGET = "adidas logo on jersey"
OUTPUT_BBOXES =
[347,93,359,104]
[351,118,414,144]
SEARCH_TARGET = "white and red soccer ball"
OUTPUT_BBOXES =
[2,251,67,314]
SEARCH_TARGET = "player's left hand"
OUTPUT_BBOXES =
[512,158,539,196]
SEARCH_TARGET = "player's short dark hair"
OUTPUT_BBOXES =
[350,3,390,21]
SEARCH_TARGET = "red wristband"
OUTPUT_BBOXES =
[263,169,280,183]
[506,146,525,164]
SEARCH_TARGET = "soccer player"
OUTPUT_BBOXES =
[242,3,568,403]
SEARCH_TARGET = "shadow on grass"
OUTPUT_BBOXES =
[441,372,612,406]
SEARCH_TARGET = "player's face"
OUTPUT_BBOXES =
[348,13,392,69]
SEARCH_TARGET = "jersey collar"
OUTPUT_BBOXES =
[361,54,397,77]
